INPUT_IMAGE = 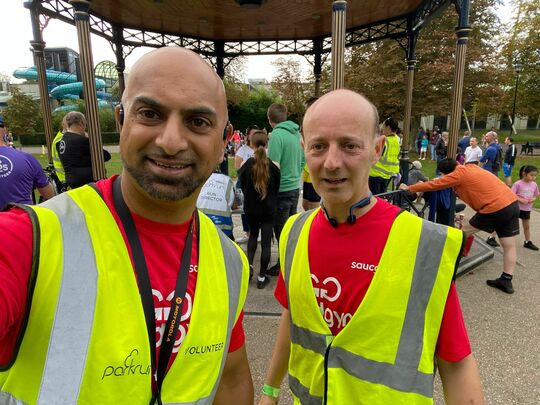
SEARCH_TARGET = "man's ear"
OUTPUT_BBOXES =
[115,104,123,128]
[223,122,234,142]
[373,135,386,163]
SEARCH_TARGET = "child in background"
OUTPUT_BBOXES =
[420,135,428,160]
[512,165,539,250]
[238,130,280,289]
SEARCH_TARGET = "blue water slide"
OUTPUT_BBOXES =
[13,67,78,84]
[50,79,106,99]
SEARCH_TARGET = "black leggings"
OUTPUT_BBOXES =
[246,213,274,277]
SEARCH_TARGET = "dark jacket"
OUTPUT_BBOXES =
[504,143,517,165]
[57,131,111,188]
[238,157,280,218]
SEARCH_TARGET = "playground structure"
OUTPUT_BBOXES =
[13,51,117,114]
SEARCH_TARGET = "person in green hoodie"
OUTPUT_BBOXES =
[267,103,305,275]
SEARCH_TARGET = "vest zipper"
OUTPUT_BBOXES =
[323,341,332,405]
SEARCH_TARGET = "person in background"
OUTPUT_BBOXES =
[512,165,539,251]
[0,117,55,210]
[503,136,517,186]
[480,131,501,176]
[368,117,400,194]
[267,103,305,276]
[196,167,238,240]
[416,126,426,154]
[51,116,67,186]
[464,137,483,164]
[402,158,520,294]
[419,134,429,160]
[429,128,439,161]
[235,125,259,243]
[457,130,471,159]
[435,131,449,176]
[57,111,112,189]
[238,130,280,289]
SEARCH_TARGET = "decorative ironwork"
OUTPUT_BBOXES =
[39,13,51,30]
[35,0,455,59]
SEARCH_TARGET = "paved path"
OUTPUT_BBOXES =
[235,204,540,404]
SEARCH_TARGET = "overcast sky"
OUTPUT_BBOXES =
[1,1,511,84]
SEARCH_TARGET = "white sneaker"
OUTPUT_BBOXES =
[236,235,249,244]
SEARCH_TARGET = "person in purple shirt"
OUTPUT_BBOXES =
[0,119,55,209]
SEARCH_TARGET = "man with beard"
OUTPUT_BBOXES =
[0,47,252,404]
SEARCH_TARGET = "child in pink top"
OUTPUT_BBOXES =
[512,165,539,250]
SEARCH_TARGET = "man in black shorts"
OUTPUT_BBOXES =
[402,159,520,294]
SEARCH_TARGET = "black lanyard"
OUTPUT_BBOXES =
[112,176,195,404]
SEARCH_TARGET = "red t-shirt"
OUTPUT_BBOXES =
[274,198,471,362]
[0,176,244,367]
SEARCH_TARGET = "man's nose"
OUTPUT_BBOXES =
[323,144,341,171]
[155,116,189,155]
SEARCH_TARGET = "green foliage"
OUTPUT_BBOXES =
[227,85,279,133]
[3,88,39,137]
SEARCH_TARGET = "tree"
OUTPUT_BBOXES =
[502,0,540,120]
[271,57,313,120]
[3,88,39,137]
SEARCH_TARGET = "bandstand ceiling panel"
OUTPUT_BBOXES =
[86,0,425,41]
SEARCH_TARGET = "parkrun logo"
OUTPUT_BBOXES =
[0,155,13,178]
[101,349,151,380]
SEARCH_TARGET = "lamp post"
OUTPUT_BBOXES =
[510,62,522,135]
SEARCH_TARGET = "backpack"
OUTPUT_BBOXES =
[491,146,503,172]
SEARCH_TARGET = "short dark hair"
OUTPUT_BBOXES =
[437,158,458,174]
[245,124,260,136]
[507,137,514,143]
[384,117,399,132]
[267,103,288,124]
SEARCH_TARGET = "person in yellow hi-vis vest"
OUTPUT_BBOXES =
[51,117,67,184]
[368,117,401,195]
[259,90,484,405]
[0,47,253,404]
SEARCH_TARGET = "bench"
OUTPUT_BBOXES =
[521,142,540,155]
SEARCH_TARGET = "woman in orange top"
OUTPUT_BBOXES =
[401,158,519,294]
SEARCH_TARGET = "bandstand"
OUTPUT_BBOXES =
[24,0,471,182]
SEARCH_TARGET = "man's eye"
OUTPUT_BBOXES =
[192,118,209,128]
[137,109,160,120]
[344,143,358,150]
[311,144,325,151]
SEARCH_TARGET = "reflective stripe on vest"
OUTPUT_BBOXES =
[0,187,248,405]
[282,210,461,404]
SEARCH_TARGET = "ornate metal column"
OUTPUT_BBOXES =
[25,0,54,163]
[331,0,347,90]
[112,25,126,97]
[313,38,323,97]
[214,41,225,79]
[70,0,106,180]
[447,0,471,158]
[400,26,418,185]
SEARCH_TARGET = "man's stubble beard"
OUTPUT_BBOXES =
[122,156,206,202]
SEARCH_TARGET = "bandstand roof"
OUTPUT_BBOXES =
[37,0,451,56]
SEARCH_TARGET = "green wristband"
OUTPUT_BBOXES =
[262,384,280,398]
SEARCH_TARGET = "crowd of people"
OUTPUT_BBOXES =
[0,46,538,404]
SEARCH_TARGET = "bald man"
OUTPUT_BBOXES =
[260,90,483,404]
[0,47,253,404]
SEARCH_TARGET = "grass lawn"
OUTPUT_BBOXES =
[32,148,540,209]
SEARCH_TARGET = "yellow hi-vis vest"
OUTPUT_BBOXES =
[280,208,463,405]
[0,185,249,405]
[369,134,401,179]
[51,131,65,182]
